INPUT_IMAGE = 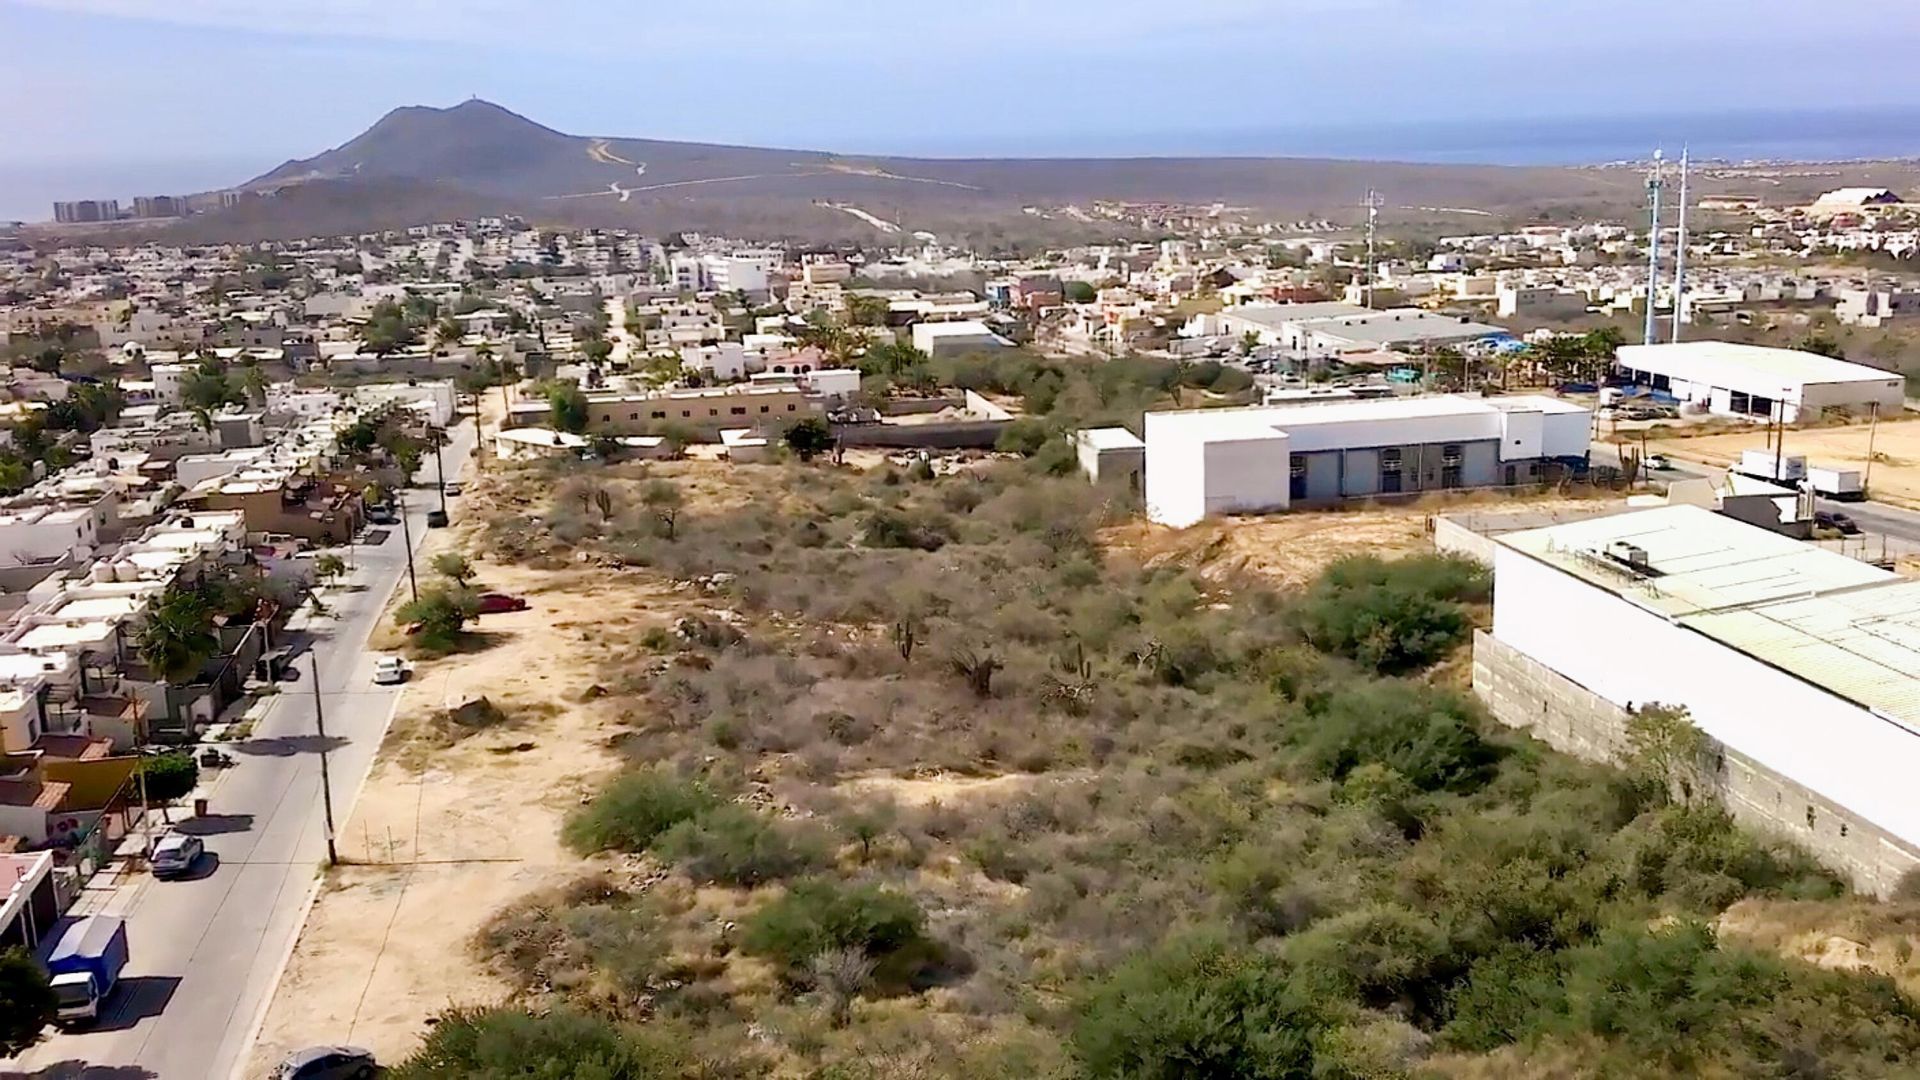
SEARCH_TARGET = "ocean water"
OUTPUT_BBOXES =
[7,107,1920,224]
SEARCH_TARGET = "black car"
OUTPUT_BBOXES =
[273,1045,377,1079]
[425,510,450,528]
[365,505,398,525]
[1815,511,1862,535]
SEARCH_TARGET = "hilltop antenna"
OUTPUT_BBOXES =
[1671,146,1690,343]
[1362,188,1384,308]
[1643,149,1664,345]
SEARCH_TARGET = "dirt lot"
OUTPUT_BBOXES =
[1651,418,1920,509]
[245,520,692,1072]
[1100,490,1621,589]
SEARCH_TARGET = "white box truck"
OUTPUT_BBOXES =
[1736,450,1807,484]
[1806,464,1865,501]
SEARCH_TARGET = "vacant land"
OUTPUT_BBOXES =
[245,519,696,1071]
[1652,418,1920,508]
[266,449,1920,1080]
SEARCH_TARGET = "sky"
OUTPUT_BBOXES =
[5,0,1920,217]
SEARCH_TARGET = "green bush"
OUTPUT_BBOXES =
[742,879,927,973]
[994,417,1052,457]
[654,804,827,886]
[1073,932,1324,1079]
[1294,554,1490,674]
[562,769,719,855]
[860,508,952,551]
[390,1006,686,1079]
[1297,680,1500,794]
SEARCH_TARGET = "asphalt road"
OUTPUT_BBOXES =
[3,424,474,1080]
[1588,442,1920,545]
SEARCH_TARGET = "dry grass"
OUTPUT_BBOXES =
[1651,417,1920,509]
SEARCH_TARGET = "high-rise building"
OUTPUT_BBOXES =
[131,195,185,218]
[51,199,120,223]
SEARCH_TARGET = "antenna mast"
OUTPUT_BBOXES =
[1671,146,1690,343]
[1362,188,1383,308]
[1643,150,1664,345]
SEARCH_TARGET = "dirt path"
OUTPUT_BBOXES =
[244,529,679,1071]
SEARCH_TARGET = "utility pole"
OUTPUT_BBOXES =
[432,426,448,513]
[310,653,338,867]
[1362,189,1383,310]
[1643,150,1664,345]
[397,490,419,603]
[1865,400,1881,493]
[1671,146,1690,343]
[1774,394,1787,483]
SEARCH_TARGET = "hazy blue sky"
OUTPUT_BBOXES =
[8,0,1920,163]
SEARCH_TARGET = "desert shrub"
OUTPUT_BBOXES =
[1293,554,1489,673]
[1073,931,1325,1079]
[861,508,953,551]
[562,769,720,855]
[995,418,1052,457]
[1296,680,1500,794]
[654,804,828,887]
[390,1006,687,1079]
[1607,803,1842,909]
[743,879,928,976]
[1209,366,1255,395]
[1279,903,1452,1017]
[479,878,664,1007]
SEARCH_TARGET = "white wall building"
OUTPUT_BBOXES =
[1143,394,1591,528]
[1478,505,1920,894]
[1614,341,1905,423]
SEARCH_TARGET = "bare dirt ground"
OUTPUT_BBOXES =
[245,505,691,1072]
[1100,491,1619,589]
[1651,418,1920,509]
[1717,897,1920,998]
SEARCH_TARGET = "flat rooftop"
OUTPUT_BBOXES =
[1616,341,1902,388]
[1078,427,1146,451]
[1498,505,1920,725]
[1146,393,1582,439]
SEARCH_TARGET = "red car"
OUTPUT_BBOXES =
[476,592,530,614]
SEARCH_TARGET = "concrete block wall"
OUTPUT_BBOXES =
[1472,630,1920,897]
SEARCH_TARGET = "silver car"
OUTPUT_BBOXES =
[151,833,203,880]
[274,1045,378,1079]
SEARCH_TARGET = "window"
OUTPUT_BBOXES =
[1441,443,1463,465]
[730,406,747,415]
[759,405,770,413]
[708,409,718,417]
[681,410,691,418]
[629,412,638,421]
[651,411,666,419]
[787,404,796,412]
[1381,448,1402,494]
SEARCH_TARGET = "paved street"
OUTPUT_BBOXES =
[2,424,473,1080]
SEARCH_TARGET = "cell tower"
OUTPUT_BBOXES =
[1671,146,1690,343]
[1362,188,1384,308]
[1643,150,1664,345]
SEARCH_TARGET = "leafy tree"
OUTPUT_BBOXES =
[395,585,480,651]
[548,383,589,435]
[562,769,719,855]
[236,362,269,406]
[995,417,1052,457]
[181,358,238,412]
[1624,703,1710,805]
[1074,932,1323,1079]
[784,417,835,462]
[137,751,201,821]
[312,553,347,584]
[845,293,892,327]
[1064,281,1097,304]
[0,947,55,1057]
[431,552,477,587]
[1293,554,1488,674]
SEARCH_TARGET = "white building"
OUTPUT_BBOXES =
[911,320,1011,357]
[1614,341,1905,423]
[1476,505,1920,895]
[1075,427,1146,489]
[1142,394,1590,527]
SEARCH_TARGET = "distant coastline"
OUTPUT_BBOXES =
[7,106,1919,225]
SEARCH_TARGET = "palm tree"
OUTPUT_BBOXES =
[237,364,269,408]
[137,587,218,684]
[189,406,215,436]
[496,356,521,421]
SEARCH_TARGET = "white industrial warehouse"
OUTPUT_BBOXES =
[1614,341,1905,423]
[1476,504,1920,894]
[1143,394,1591,527]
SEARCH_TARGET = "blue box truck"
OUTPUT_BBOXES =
[45,916,130,1027]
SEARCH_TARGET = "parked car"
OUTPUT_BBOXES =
[273,1045,378,1080]
[476,592,529,614]
[366,505,398,526]
[1643,453,1672,471]
[372,655,408,685]
[426,510,450,528]
[1815,510,1862,535]
[442,481,464,497]
[150,833,204,880]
